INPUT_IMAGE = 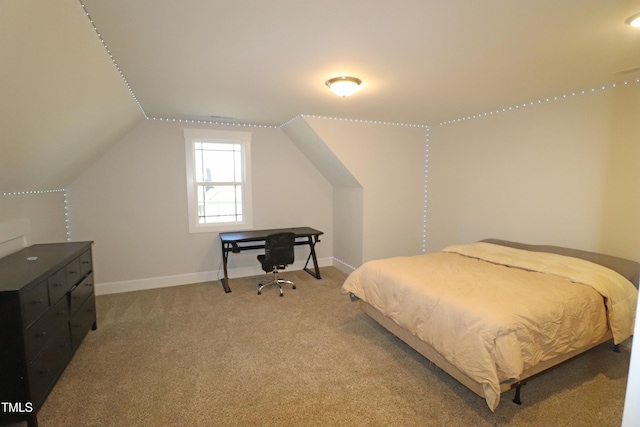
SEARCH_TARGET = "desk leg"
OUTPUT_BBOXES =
[220,242,232,293]
[303,236,322,280]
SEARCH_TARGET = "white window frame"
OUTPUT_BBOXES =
[184,128,253,233]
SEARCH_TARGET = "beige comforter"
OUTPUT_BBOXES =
[341,242,638,411]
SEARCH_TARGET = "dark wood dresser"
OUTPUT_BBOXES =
[0,242,96,427]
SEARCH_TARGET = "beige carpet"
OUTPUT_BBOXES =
[35,266,631,427]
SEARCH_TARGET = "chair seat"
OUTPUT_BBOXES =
[256,232,296,296]
[257,255,288,272]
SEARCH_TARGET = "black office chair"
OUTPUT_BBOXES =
[257,232,296,297]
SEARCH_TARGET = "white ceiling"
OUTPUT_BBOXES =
[82,0,640,126]
[1,1,639,192]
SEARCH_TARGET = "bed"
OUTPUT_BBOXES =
[341,239,639,411]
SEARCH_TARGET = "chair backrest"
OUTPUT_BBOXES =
[263,232,296,269]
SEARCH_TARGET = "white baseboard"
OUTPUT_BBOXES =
[95,257,333,295]
[330,256,357,274]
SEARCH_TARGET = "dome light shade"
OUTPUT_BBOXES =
[626,12,640,27]
[326,76,362,97]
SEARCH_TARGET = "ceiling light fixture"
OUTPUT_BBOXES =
[326,76,362,97]
[626,12,640,27]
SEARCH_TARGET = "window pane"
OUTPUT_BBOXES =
[202,150,235,182]
[196,184,242,224]
[194,142,242,183]
[195,147,204,182]
[234,149,242,182]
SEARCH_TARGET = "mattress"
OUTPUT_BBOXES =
[341,242,638,410]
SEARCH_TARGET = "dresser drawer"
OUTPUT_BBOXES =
[65,257,82,288]
[24,298,69,363]
[28,326,72,407]
[70,295,96,351]
[80,250,93,276]
[47,267,69,306]
[69,273,94,315]
[21,281,49,327]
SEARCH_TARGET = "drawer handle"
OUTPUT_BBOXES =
[31,298,44,305]
[68,270,78,275]
[82,261,91,264]
[85,282,93,287]
[52,282,63,287]
[38,368,51,376]
[36,331,47,338]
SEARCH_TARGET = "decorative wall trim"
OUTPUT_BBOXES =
[146,114,430,129]
[95,257,333,295]
[439,78,640,126]
[2,189,65,196]
[80,0,146,117]
[280,114,428,128]
[148,117,278,128]
[423,128,430,253]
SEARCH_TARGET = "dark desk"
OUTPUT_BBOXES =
[219,227,323,293]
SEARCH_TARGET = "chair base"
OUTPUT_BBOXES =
[257,271,295,297]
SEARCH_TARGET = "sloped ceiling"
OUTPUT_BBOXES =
[81,0,640,126]
[281,119,361,188]
[2,1,639,192]
[0,1,142,193]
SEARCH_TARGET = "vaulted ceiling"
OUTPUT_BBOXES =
[80,0,640,125]
[2,0,639,192]
[1,1,142,192]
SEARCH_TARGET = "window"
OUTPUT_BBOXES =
[184,128,253,233]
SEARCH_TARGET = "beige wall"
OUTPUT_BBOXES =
[67,120,333,289]
[0,193,68,247]
[599,83,640,260]
[332,187,363,272]
[427,82,640,261]
[304,117,427,264]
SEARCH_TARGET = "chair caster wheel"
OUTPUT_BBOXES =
[292,285,297,290]
[257,291,261,295]
[279,293,283,297]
